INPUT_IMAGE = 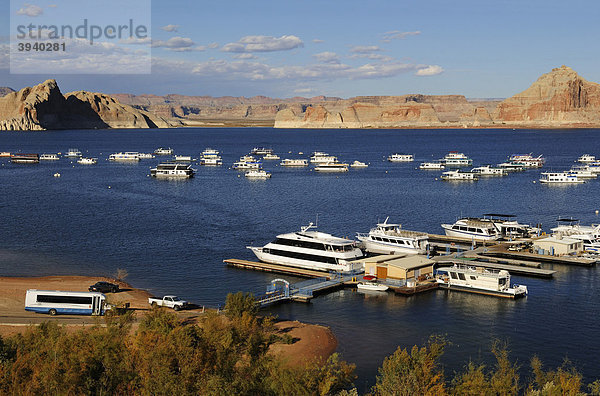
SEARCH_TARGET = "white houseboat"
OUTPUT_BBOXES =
[310,152,338,164]
[314,162,349,172]
[64,148,82,158]
[40,153,60,160]
[356,218,429,255]
[441,218,500,241]
[578,154,596,163]
[154,147,174,155]
[388,153,414,162]
[150,162,195,178]
[247,223,364,273]
[280,158,309,167]
[471,165,506,176]
[436,265,528,298]
[350,161,369,168]
[109,152,140,162]
[440,170,478,181]
[77,157,98,165]
[441,152,473,167]
[539,172,585,184]
[419,161,445,170]
[245,169,271,179]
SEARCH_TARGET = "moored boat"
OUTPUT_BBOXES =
[357,217,429,255]
[350,160,369,168]
[154,147,174,155]
[578,154,596,163]
[109,152,140,162]
[263,153,280,160]
[436,265,528,298]
[150,162,195,178]
[64,148,82,158]
[357,282,389,292]
[245,169,271,179]
[471,165,506,176]
[388,153,414,162]
[419,161,445,170]
[441,218,500,241]
[280,158,308,167]
[10,153,39,164]
[310,152,337,164]
[539,172,584,184]
[77,157,98,165]
[40,153,60,160]
[314,162,349,172]
[440,170,478,181]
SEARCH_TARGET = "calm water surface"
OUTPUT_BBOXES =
[1,128,599,389]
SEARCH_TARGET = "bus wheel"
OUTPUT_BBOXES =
[49,309,57,316]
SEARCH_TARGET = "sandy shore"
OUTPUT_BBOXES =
[0,276,337,364]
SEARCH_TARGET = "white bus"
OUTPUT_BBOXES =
[25,290,107,316]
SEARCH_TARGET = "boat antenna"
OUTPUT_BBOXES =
[316,213,319,228]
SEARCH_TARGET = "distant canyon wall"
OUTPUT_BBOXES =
[2,65,600,130]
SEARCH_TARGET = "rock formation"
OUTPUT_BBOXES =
[0,80,175,130]
[0,87,15,97]
[493,65,600,126]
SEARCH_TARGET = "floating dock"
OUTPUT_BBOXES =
[224,258,327,278]
[433,257,556,278]
[479,250,597,267]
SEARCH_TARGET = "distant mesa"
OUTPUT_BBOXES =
[2,66,600,130]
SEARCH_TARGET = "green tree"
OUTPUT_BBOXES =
[451,362,491,396]
[224,291,258,319]
[370,336,447,396]
[527,356,583,395]
[489,341,520,396]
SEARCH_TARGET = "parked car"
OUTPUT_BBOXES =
[88,281,119,293]
[148,296,187,311]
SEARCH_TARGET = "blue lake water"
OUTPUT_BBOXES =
[1,127,599,389]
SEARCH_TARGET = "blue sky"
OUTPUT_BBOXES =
[2,0,600,98]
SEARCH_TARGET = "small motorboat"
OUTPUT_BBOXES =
[356,281,389,292]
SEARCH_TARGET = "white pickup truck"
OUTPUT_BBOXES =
[148,295,187,311]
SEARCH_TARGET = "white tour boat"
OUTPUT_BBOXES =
[150,162,195,178]
[109,152,140,162]
[440,170,478,181]
[154,147,174,155]
[357,282,389,292]
[314,162,349,172]
[280,158,309,167]
[77,157,98,165]
[40,153,60,160]
[310,152,338,164]
[471,165,506,176]
[441,218,500,241]
[539,172,585,184]
[137,153,155,159]
[350,160,369,168]
[245,169,271,179]
[64,148,82,158]
[388,153,414,162]
[436,265,528,298]
[357,218,429,255]
[419,161,445,170]
[247,223,364,273]
[578,154,596,163]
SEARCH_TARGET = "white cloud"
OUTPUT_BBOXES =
[152,36,201,52]
[294,87,315,94]
[233,53,258,59]
[415,65,444,76]
[350,45,382,54]
[161,24,179,33]
[16,4,44,17]
[312,39,324,44]
[312,51,340,64]
[47,4,57,8]
[221,35,303,53]
[119,37,152,45]
[208,42,219,49]
[381,30,421,42]
[349,53,394,62]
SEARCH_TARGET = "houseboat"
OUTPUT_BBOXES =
[245,169,272,179]
[63,148,82,158]
[109,152,140,162]
[40,153,60,160]
[419,161,445,170]
[539,172,584,184]
[578,154,596,163]
[314,162,349,172]
[280,158,309,167]
[388,153,414,162]
[310,152,338,164]
[77,157,98,165]
[441,152,473,167]
[356,218,429,255]
[440,170,478,181]
[436,265,528,298]
[10,154,39,164]
[150,162,195,178]
[154,147,174,155]
[471,165,506,176]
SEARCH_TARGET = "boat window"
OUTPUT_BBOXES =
[470,276,477,280]
[476,228,483,233]
[468,227,477,233]
[499,278,506,286]
[452,225,459,230]
[458,273,466,280]
[450,272,458,279]
[267,248,340,264]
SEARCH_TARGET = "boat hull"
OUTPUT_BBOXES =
[358,237,425,255]
[437,282,526,298]
[248,247,359,273]
[441,225,499,241]
[357,283,389,292]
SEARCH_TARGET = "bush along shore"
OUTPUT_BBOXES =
[0,292,598,395]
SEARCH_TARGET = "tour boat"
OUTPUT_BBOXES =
[314,162,349,172]
[40,153,60,160]
[441,218,500,241]
[77,157,98,165]
[245,169,271,179]
[436,265,528,298]
[137,153,155,159]
[440,170,478,181]
[64,148,82,158]
[388,153,414,162]
[280,158,308,167]
[154,147,174,155]
[419,161,445,170]
[350,161,369,168]
[357,218,429,255]
[150,162,195,178]
[247,223,364,273]
[109,152,140,162]
[539,172,584,184]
